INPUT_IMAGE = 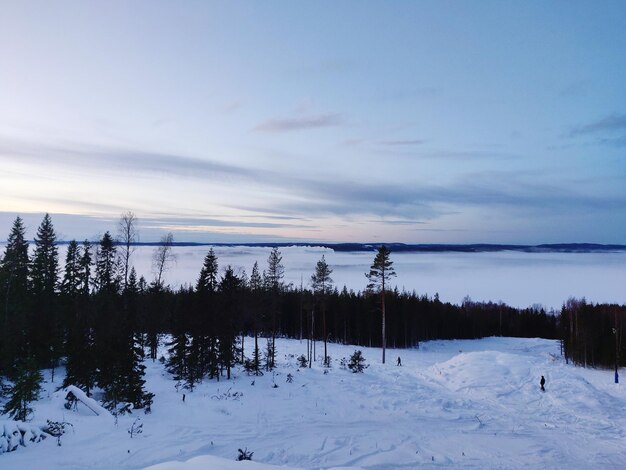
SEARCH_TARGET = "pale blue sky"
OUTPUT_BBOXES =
[1,1,625,243]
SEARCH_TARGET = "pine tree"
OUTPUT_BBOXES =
[3,358,42,421]
[348,350,367,373]
[311,255,333,366]
[365,245,396,364]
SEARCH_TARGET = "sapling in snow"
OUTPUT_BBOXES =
[237,447,254,461]
[128,417,143,438]
[348,350,368,373]
[45,420,73,446]
[297,354,308,368]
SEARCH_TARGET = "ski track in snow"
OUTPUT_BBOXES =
[2,337,626,469]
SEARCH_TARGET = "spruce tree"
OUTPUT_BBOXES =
[29,214,60,368]
[265,247,284,369]
[249,261,263,375]
[30,213,59,296]
[94,232,119,294]
[0,217,30,376]
[3,358,42,421]
[196,248,218,293]
[193,249,219,380]
[79,240,93,295]
[61,240,82,296]
[62,316,97,396]
[166,331,190,387]
[218,266,243,380]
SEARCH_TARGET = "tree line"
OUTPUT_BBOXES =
[6,212,616,421]
[560,298,625,376]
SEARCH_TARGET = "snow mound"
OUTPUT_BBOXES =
[57,385,113,419]
[427,350,533,395]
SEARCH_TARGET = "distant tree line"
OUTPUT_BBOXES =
[9,213,622,421]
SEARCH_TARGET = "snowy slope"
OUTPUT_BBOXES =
[1,337,625,469]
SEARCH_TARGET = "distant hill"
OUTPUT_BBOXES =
[52,241,626,253]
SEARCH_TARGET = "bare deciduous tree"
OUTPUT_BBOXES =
[118,211,138,291]
[152,232,175,290]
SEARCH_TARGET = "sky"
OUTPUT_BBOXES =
[1,0,625,244]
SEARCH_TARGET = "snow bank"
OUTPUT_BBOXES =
[144,454,304,470]
[144,454,363,470]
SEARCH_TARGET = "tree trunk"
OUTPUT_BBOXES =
[381,288,386,364]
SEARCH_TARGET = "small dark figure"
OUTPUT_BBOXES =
[397,356,402,366]
[182,393,186,402]
[540,375,546,392]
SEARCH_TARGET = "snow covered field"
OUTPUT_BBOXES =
[2,337,625,469]
[128,245,626,310]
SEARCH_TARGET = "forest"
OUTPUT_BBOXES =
[0,213,623,420]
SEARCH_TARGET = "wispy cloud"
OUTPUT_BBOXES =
[0,137,260,182]
[596,136,626,148]
[2,136,623,237]
[253,113,343,132]
[379,139,425,146]
[338,138,515,159]
[141,216,308,230]
[570,113,626,136]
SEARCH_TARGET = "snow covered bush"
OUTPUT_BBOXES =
[348,350,367,373]
[237,447,254,461]
[128,417,143,438]
[0,421,48,454]
[297,354,307,368]
[44,419,73,446]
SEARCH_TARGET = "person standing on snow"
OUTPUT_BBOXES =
[540,375,546,392]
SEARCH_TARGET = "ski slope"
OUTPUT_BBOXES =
[2,337,625,469]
